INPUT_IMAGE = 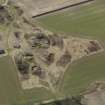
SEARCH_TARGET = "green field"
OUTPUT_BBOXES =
[37,0,105,40]
[1,0,105,104]
[0,56,55,105]
[36,0,105,95]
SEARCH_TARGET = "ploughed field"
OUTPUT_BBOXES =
[37,0,105,95]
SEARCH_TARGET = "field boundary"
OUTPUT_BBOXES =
[33,0,94,18]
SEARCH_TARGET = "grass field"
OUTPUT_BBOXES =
[37,0,105,40]
[36,0,105,95]
[0,56,55,105]
[0,56,21,105]
[1,0,105,104]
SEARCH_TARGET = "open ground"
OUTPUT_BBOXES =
[0,56,56,105]
[36,0,105,95]
[0,0,105,105]
[10,0,91,17]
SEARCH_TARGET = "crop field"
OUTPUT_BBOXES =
[37,0,105,95]
[37,0,105,40]
[0,56,22,105]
